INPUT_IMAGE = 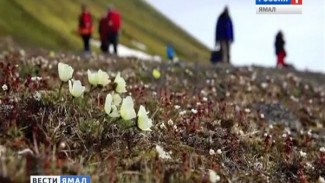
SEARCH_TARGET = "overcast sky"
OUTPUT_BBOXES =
[145,0,325,73]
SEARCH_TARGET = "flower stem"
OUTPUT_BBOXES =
[57,81,64,100]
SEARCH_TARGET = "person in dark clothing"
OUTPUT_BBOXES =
[106,5,121,55]
[78,4,94,52]
[216,7,234,63]
[275,31,288,68]
[99,14,108,52]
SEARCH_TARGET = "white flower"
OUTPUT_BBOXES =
[31,76,42,81]
[120,96,136,120]
[174,105,181,110]
[58,62,74,82]
[306,162,314,170]
[68,80,85,97]
[18,148,34,156]
[290,95,299,102]
[114,72,127,93]
[33,92,42,101]
[299,150,307,158]
[104,94,113,115]
[203,97,208,102]
[167,119,174,126]
[320,147,325,153]
[217,149,222,155]
[173,125,178,131]
[137,105,153,131]
[208,169,220,183]
[109,105,120,118]
[87,70,98,86]
[261,82,268,89]
[159,123,167,130]
[318,177,325,183]
[209,149,215,156]
[113,93,122,106]
[191,109,198,114]
[20,49,25,57]
[285,128,291,135]
[307,130,312,136]
[97,69,110,87]
[2,84,8,91]
[244,108,251,113]
[155,145,171,159]
[179,110,186,115]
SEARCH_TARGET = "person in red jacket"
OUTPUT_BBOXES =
[78,4,94,52]
[106,5,121,55]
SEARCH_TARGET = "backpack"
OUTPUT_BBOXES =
[210,43,222,64]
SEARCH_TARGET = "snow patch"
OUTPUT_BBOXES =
[91,39,161,62]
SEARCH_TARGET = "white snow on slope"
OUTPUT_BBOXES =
[91,39,161,62]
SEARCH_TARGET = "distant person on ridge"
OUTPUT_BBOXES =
[216,7,234,63]
[106,5,121,55]
[78,4,94,53]
[275,31,288,68]
[167,45,174,61]
[99,14,108,52]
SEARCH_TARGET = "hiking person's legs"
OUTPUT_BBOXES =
[100,41,108,53]
[220,41,229,63]
[112,33,118,55]
[107,33,111,54]
[82,34,91,52]
[107,33,118,55]
[277,50,286,67]
[226,41,231,63]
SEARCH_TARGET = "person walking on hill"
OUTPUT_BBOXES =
[216,7,234,63]
[106,5,121,55]
[99,14,108,53]
[275,31,288,68]
[78,4,94,53]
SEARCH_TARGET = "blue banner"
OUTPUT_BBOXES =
[256,0,291,5]
[60,175,91,183]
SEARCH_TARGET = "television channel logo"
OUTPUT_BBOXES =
[30,175,91,183]
[256,0,303,14]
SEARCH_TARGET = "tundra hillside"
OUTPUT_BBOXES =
[0,0,210,61]
[0,46,324,183]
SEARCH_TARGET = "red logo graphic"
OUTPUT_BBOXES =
[291,0,302,5]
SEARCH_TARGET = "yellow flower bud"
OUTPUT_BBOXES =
[152,69,161,79]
